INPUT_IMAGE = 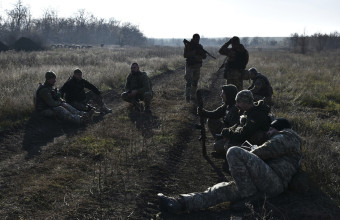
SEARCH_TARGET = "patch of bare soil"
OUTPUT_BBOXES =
[0,68,339,219]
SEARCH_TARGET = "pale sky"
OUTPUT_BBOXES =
[0,0,339,38]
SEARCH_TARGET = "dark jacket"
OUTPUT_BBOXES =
[219,44,249,70]
[124,71,152,95]
[203,104,239,128]
[248,73,273,98]
[35,82,61,111]
[59,77,101,103]
[222,100,271,145]
[184,40,207,66]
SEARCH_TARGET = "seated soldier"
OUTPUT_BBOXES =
[121,63,153,113]
[34,71,92,125]
[197,84,239,154]
[59,68,112,114]
[158,118,302,214]
[248,67,273,105]
[219,90,272,154]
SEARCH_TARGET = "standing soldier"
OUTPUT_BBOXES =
[34,71,92,125]
[158,118,302,214]
[183,33,207,103]
[248,67,273,105]
[219,36,249,91]
[121,63,153,113]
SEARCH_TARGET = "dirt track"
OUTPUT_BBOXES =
[0,67,339,219]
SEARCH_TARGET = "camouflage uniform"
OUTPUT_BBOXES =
[248,72,273,105]
[180,129,302,211]
[184,40,207,100]
[121,70,153,109]
[35,83,84,124]
[219,42,249,91]
[221,100,271,150]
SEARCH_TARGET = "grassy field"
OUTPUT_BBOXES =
[0,46,339,219]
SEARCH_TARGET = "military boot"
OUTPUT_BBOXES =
[157,193,186,214]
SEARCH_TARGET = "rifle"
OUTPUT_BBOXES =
[196,89,207,156]
[183,39,216,59]
[217,57,227,72]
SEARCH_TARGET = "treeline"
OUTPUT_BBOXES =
[0,0,146,47]
[288,32,340,53]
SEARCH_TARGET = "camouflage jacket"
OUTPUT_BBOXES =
[221,100,271,144]
[219,44,249,70]
[251,129,302,188]
[248,73,273,98]
[35,82,62,111]
[124,71,152,95]
[202,104,239,128]
[184,41,207,66]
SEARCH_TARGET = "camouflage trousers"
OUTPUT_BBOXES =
[40,103,84,124]
[207,118,227,154]
[184,64,201,99]
[224,68,244,91]
[180,146,284,211]
[121,91,153,108]
[69,91,104,111]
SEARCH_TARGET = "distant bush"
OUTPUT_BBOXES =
[0,41,9,52]
[13,37,44,51]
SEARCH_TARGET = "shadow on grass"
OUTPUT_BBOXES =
[22,111,105,159]
[128,108,160,139]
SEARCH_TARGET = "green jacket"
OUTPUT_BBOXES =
[124,71,152,95]
[35,82,62,111]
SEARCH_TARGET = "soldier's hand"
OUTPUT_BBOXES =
[129,90,138,97]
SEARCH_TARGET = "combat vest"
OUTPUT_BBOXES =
[252,74,273,97]
[34,83,59,111]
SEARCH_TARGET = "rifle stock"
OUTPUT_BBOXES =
[196,89,207,155]
[183,39,216,59]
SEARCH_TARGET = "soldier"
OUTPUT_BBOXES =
[183,33,207,103]
[121,63,153,113]
[158,118,302,214]
[219,90,272,153]
[59,68,112,114]
[219,36,249,91]
[34,71,92,125]
[197,84,239,154]
[248,67,273,105]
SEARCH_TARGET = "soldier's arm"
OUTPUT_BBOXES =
[136,73,151,94]
[84,79,101,95]
[184,45,195,58]
[202,104,226,119]
[39,88,61,107]
[124,75,131,92]
[250,79,265,94]
[251,134,288,160]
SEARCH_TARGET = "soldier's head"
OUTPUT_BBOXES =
[235,90,254,111]
[221,84,238,105]
[45,71,56,85]
[231,36,240,45]
[73,68,83,80]
[192,33,200,44]
[131,63,140,73]
[267,118,291,138]
[248,67,258,80]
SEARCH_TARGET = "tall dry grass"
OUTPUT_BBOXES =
[0,47,183,131]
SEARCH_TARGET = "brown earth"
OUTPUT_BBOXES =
[0,67,339,219]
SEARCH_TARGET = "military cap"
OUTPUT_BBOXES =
[235,90,253,104]
[270,118,291,131]
[45,71,56,80]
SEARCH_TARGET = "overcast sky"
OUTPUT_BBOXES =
[0,0,339,38]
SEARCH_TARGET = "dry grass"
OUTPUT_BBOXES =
[0,47,339,219]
